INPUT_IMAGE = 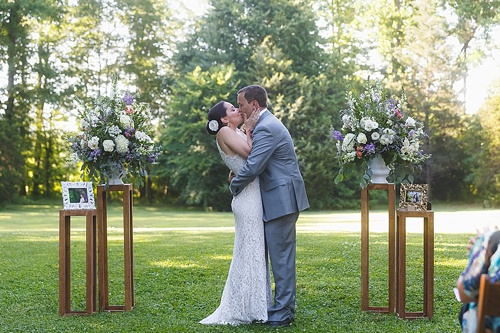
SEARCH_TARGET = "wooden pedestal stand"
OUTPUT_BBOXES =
[361,183,396,313]
[97,184,134,312]
[396,210,434,319]
[59,209,97,316]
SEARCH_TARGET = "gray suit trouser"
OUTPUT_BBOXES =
[264,211,299,322]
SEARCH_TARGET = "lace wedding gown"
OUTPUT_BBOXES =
[200,134,271,325]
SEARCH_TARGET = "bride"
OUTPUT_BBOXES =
[200,101,271,325]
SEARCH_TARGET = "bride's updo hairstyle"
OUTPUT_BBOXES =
[206,101,228,135]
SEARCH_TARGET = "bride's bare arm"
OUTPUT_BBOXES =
[217,127,252,158]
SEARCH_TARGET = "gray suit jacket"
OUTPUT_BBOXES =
[230,110,309,222]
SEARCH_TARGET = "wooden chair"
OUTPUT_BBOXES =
[476,274,500,333]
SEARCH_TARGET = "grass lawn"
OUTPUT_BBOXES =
[0,203,494,332]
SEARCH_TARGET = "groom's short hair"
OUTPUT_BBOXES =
[238,85,268,108]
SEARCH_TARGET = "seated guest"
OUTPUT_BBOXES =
[456,228,500,333]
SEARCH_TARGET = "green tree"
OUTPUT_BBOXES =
[156,65,240,210]
[311,0,376,207]
[28,6,68,198]
[472,83,500,205]
[0,0,64,202]
[168,0,360,209]
[61,0,121,103]
[443,0,500,112]
[249,35,359,208]
[367,0,476,201]
[116,0,178,112]
[175,0,325,81]
[114,0,179,201]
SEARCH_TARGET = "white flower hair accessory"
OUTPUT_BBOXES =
[208,120,219,132]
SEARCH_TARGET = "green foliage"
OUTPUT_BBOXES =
[116,0,178,116]
[175,0,325,80]
[471,87,500,205]
[365,0,482,201]
[1,0,500,209]
[0,118,25,203]
[156,65,239,210]
[444,0,500,43]
[172,0,357,209]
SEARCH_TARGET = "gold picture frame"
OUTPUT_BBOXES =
[399,183,428,211]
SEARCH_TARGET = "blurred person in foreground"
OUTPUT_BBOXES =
[456,227,500,333]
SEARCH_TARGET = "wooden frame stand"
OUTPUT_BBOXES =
[59,209,97,316]
[396,210,434,319]
[97,184,134,312]
[361,183,396,313]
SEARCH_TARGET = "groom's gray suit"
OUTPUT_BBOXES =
[230,109,309,322]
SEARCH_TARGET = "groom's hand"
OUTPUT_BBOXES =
[228,171,235,183]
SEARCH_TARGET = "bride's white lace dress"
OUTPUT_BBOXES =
[200,132,271,325]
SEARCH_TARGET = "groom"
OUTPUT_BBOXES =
[230,85,309,327]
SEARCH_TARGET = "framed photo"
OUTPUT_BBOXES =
[61,182,95,210]
[399,183,429,211]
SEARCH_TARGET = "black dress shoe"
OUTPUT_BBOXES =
[268,317,293,327]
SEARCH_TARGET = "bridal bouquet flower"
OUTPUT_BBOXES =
[331,80,430,188]
[68,83,161,185]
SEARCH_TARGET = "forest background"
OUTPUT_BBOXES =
[1,0,499,211]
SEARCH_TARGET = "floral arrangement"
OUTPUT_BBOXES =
[68,83,161,185]
[331,79,430,188]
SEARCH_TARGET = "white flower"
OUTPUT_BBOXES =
[208,120,219,132]
[120,114,132,127]
[401,138,419,155]
[342,133,356,152]
[90,115,99,126]
[108,125,121,137]
[380,129,395,145]
[383,128,395,136]
[405,117,416,127]
[103,139,115,152]
[68,153,79,164]
[341,151,357,163]
[135,130,153,143]
[360,117,378,131]
[371,132,380,140]
[380,135,391,145]
[115,135,129,154]
[357,133,367,144]
[341,114,351,127]
[347,95,355,109]
[88,136,99,150]
[80,119,89,129]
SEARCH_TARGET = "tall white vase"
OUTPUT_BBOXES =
[367,154,390,184]
[108,167,126,185]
